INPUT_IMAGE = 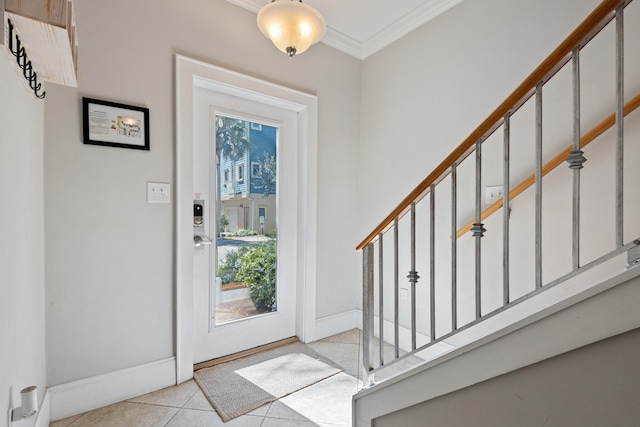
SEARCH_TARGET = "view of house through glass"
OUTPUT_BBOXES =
[214,115,278,325]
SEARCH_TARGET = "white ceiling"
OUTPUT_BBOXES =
[226,0,465,59]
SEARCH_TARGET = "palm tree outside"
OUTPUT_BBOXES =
[215,116,251,237]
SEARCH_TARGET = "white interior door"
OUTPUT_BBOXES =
[192,85,299,363]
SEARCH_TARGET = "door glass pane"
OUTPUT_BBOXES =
[213,115,278,325]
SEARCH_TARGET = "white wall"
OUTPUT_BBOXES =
[0,57,46,427]
[358,0,640,337]
[44,0,361,386]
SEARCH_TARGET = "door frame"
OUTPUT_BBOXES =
[175,55,318,383]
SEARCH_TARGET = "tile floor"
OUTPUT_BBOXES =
[50,330,366,427]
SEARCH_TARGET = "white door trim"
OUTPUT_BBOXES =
[175,55,318,383]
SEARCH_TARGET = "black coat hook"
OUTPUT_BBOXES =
[7,19,46,99]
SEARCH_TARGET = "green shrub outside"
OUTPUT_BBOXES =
[216,239,277,311]
[236,240,276,311]
[217,247,246,284]
[220,211,229,232]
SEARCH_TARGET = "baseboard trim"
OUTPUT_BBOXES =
[34,388,51,427]
[49,357,176,421]
[314,310,359,341]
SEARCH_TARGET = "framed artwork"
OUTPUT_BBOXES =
[82,97,150,150]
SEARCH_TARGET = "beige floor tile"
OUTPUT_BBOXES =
[262,418,321,426]
[128,380,199,407]
[49,414,82,427]
[167,408,265,426]
[67,401,178,427]
[307,341,360,377]
[164,408,221,426]
[167,409,264,427]
[247,402,271,416]
[222,414,265,426]
[265,400,311,422]
[279,372,358,426]
[319,329,361,344]
[183,389,215,411]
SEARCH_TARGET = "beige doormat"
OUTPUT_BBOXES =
[194,341,343,422]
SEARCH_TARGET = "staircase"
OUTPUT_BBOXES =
[353,0,640,424]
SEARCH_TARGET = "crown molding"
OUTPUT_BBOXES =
[227,0,261,14]
[225,0,464,60]
[321,27,366,60]
[360,0,465,59]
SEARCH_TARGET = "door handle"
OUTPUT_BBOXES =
[193,235,213,247]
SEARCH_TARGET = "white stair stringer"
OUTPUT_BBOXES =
[353,263,640,427]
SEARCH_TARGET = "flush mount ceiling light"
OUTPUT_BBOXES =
[257,0,326,58]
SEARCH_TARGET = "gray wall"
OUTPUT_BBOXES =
[44,0,361,386]
[374,327,640,427]
[0,57,46,427]
[359,0,603,229]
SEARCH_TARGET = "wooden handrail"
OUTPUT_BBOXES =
[356,0,625,251]
[456,92,640,238]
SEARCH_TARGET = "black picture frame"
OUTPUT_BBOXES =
[82,97,150,151]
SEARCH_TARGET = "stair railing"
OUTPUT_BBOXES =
[358,0,640,387]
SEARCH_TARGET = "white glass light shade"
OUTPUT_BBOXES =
[257,0,326,57]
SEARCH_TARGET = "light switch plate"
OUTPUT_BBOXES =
[147,182,170,203]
